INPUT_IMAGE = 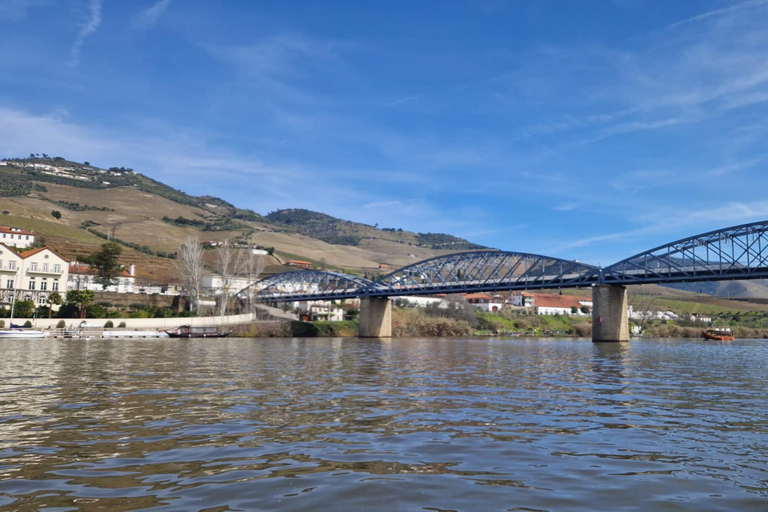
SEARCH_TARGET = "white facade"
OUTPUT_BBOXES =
[0,226,35,249]
[297,300,344,321]
[509,292,535,307]
[68,262,135,293]
[0,244,69,307]
[203,274,254,295]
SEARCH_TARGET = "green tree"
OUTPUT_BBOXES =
[571,306,578,314]
[51,210,62,220]
[46,291,62,318]
[89,242,123,289]
[12,300,35,319]
[66,290,95,318]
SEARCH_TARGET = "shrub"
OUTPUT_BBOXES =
[0,320,4,328]
[118,321,126,328]
[23,320,32,328]
[104,320,114,328]
[56,320,66,328]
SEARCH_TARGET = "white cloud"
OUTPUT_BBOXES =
[70,0,102,66]
[133,0,172,30]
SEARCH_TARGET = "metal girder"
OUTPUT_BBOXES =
[604,220,768,284]
[368,250,601,296]
[238,270,375,302]
[241,220,768,303]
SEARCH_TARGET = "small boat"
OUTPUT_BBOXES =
[702,327,735,341]
[0,328,48,338]
[167,325,230,338]
[1,294,47,338]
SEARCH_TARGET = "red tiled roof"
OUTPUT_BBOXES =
[533,294,591,309]
[463,293,494,300]
[0,243,20,255]
[69,262,132,277]
[0,226,34,236]
[19,247,48,258]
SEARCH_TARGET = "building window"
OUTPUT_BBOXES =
[8,261,15,270]
[38,296,47,305]
[43,263,49,272]
[52,280,59,291]
[0,259,3,269]
[41,279,48,291]
[54,264,61,273]
[30,262,38,271]
[28,279,35,290]
[5,280,12,289]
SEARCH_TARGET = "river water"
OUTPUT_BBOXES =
[0,337,766,511]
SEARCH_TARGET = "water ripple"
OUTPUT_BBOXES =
[0,337,766,511]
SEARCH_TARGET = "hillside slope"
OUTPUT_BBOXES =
[0,157,486,281]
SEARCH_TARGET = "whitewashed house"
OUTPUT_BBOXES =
[0,226,35,249]
[0,244,69,308]
[297,300,344,321]
[68,262,136,293]
[464,293,505,312]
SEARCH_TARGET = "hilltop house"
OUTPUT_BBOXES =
[0,244,69,309]
[0,226,35,249]
[285,260,314,270]
[68,262,136,293]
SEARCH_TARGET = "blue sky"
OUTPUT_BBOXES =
[2,0,768,265]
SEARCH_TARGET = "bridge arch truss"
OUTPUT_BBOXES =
[240,270,375,302]
[604,220,768,284]
[369,250,601,296]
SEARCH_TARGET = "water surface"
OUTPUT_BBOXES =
[0,337,766,511]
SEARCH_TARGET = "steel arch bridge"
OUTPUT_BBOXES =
[602,220,768,285]
[238,220,768,303]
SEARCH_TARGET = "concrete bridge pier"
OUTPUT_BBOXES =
[359,297,392,338]
[592,285,629,342]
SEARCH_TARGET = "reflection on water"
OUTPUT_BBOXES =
[0,337,767,511]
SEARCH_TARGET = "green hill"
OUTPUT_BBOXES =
[0,156,487,281]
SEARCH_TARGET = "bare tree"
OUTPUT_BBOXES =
[215,240,245,317]
[242,245,267,315]
[629,292,660,335]
[174,236,207,313]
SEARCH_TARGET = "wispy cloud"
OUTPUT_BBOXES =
[666,0,768,30]
[70,0,102,66]
[553,203,580,212]
[133,0,172,30]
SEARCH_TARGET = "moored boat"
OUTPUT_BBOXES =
[702,327,735,341]
[0,328,48,338]
[167,325,230,338]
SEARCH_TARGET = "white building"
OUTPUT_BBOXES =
[0,244,69,308]
[464,293,505,312]
[68,262,136,293]
[509,292,535,307]
[0,226,35,249]
[532,294,593,316]
[203,274,254,296]
[297,300,344,321]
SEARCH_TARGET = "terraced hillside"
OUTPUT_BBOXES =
[0,157,487,281]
